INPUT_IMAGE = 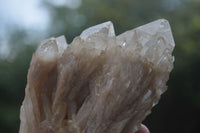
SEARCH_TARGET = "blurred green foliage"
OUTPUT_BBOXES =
[0,0,200,132]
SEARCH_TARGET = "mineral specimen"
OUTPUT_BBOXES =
[19,19,175,133]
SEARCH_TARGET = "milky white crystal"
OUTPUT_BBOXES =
[19,19,175,133]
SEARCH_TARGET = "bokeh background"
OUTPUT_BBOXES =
[0,0,200,132]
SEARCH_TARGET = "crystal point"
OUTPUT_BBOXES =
[80,21,115,40]
[19,19,175,133]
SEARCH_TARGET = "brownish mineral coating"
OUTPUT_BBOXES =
[19,19,175,133]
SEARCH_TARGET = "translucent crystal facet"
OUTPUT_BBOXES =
[19,19,175,133]
[80,21,115,40]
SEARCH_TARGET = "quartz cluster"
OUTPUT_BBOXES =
[19,19,175,133]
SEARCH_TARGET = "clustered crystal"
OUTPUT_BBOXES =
[19,19,175,133]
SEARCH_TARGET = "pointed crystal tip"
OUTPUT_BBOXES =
[137,19,175,48]
[36,36,68,62]
[80,21,115,40]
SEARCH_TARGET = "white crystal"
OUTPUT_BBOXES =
[36,36,68,62]
[55,35,68,54]
[80,21,115,40]
[117,19,174,72]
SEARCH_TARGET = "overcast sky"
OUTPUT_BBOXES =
[0,0,49,31]
[0,0,82,31]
